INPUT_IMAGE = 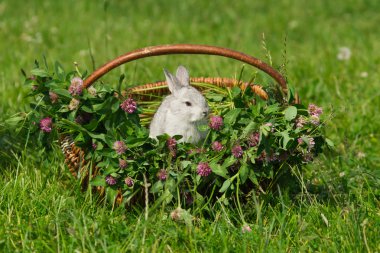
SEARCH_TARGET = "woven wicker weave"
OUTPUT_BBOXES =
[127,77,269,101]
[61,44,292,206]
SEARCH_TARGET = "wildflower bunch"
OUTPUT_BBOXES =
[68,77,83,96]
[120,98,137,114]
[197,162,212,177]
[21,62,331,210]
[39,117,52,133]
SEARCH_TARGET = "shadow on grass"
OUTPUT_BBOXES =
[0,126,23,168]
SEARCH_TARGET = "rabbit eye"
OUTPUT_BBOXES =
[185,101,192,106]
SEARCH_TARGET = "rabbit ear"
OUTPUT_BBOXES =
[176,65,190,87]
[164,69,181,95]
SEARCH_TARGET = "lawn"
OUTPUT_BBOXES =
[0,0,379,252]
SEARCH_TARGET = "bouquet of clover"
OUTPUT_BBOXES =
[21,45,332,209]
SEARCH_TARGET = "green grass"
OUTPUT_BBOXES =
[1,0,380,252]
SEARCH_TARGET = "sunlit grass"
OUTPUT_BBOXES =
[0,0,379,251]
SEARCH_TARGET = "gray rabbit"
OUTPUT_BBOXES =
[149,66,209,143]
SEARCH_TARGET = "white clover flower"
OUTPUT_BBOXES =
[337,47,351,61]
[68,98,80,111]
[360,72,368,78]
[356,151,366,159]
[87,86,97,96]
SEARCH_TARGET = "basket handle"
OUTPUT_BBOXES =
[83,44,287,93]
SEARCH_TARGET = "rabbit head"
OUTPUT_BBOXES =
[149,66,210,143]
[163,66,209,123]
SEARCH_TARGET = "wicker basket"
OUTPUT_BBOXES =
[61,44,295,207]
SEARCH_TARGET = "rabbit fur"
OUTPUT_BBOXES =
[149,66,209,144]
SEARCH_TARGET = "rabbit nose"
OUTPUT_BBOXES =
[202,111,209,117]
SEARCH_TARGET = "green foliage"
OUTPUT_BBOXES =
[1,0,380,252]
[22,62,330,211]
